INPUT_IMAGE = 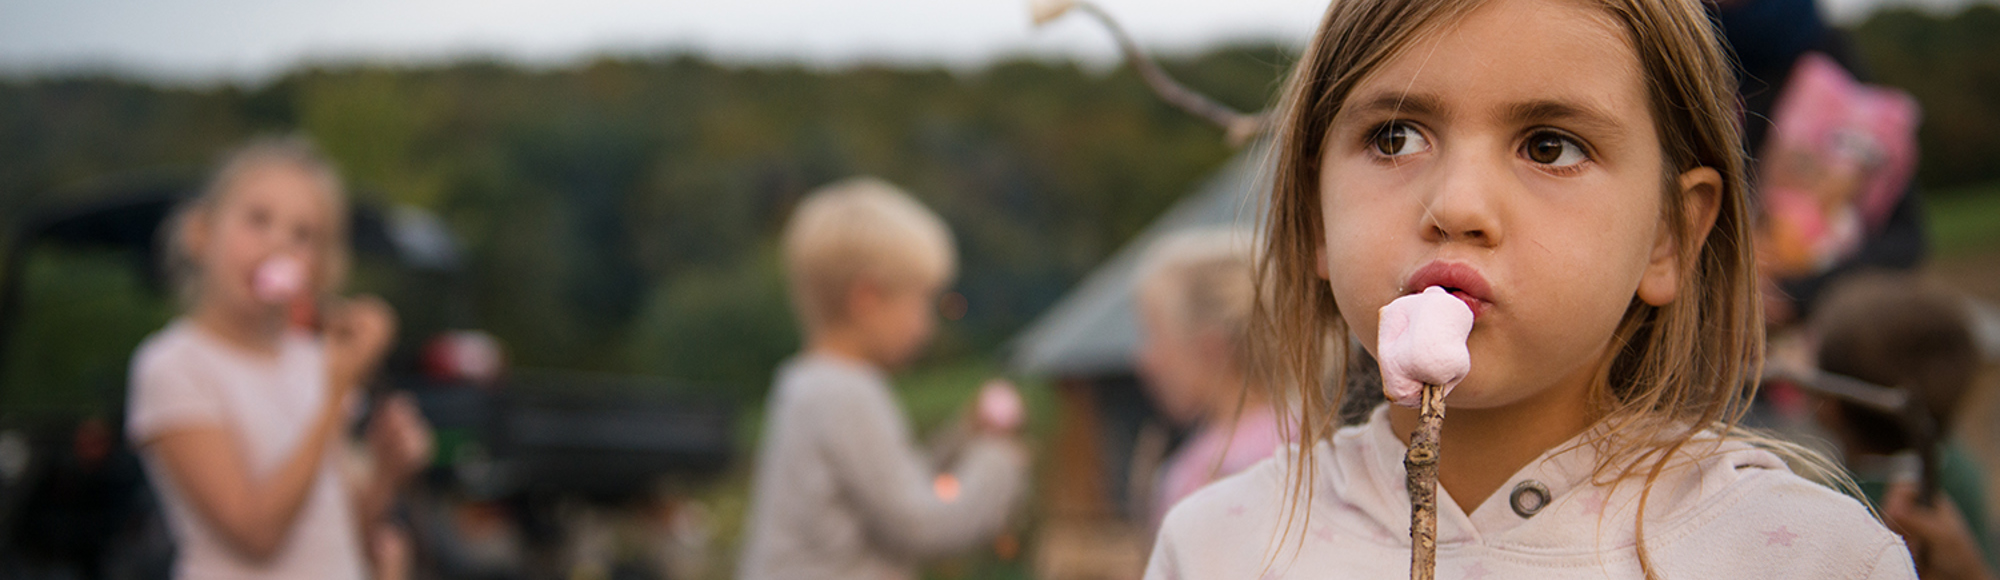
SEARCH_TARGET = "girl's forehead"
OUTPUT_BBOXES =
[1340,0,1646,128]
[220,163,339,218]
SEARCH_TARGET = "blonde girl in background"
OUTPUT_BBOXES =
[1145,0,1918,577]
[1133,228,1284,531]
[126,136,433,579]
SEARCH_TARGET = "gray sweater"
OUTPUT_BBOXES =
[738,353,1028,580]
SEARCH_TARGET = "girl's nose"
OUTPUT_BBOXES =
[1419,148,1507,248]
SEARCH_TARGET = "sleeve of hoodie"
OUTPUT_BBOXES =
[814,374,1027,559]
[1862,535,1919,580]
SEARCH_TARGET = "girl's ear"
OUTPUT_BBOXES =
[1315,244,1330,280]
[178,208,212,265]
[1638,167,1723,306]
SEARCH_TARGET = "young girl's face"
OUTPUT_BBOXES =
[1135,290,1216,426]
[190,162,338,319]
[1321,0,1704,410]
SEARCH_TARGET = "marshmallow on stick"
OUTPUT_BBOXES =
[1377,286,1473,580]
[252,255,308,305]
[976,380,1026,433]
[1378,286,1474,406]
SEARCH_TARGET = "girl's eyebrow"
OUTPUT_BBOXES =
[1344,91,1446,121]
[1504,99,1626,139]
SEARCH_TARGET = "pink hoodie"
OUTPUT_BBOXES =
[1153,406,1285,529]
[1146,406,1915,579]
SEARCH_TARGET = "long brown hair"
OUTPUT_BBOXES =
[1249,0,1797,573]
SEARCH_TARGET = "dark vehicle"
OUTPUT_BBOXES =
[0,173,734,579]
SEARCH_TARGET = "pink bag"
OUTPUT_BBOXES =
[1756,52,1921,279]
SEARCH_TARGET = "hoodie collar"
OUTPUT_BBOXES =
[1318,406,1789,555]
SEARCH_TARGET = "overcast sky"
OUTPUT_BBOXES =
[0,0,1982,86]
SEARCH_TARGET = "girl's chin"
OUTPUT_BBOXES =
[218,292,287,317]
[1436,382,1527,410]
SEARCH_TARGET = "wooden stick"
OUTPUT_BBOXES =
[1405,382,1445,580]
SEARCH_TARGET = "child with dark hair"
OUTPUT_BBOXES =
[1812,271,1994,579]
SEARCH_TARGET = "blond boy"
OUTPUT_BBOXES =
[738,177,1028,580]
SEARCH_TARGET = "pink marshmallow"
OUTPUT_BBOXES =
[252,256,307,305]
[976,380,1025,432]
[1377,286,1473,408]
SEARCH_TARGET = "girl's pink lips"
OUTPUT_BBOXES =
[1403,261,1493,319]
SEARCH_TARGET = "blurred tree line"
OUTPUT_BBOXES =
[1850,5,2000,191]
[1,6,1995,401]
[0,44,1292,400]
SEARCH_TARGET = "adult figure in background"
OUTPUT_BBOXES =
[1712,3,1986,578]
[1711,0,1928,324]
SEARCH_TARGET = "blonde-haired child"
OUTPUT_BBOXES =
[1134,228,1284,530]
[127,136,432,579]
[739,177,1028,580]
[1145,0,1917,577]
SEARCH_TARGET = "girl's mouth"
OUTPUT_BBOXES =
[252,255,307,305]
[1403,261,1492,319]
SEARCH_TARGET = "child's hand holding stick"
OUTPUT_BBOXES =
[254,254,397,394]
[1379,287,1474,580]
[325,295,398,394]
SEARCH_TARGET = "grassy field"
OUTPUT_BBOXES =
[1928,182,2000,257]
[1925,183,2000,306]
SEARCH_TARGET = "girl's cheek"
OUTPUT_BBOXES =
[222,216,268,256]
[207,225,249,275]
[1340,291,1381,356]
[299,251,327,291]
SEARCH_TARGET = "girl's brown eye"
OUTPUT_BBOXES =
[1372,123,1428,157]
[1375,130,1403,155]
[1524,133,1587,167]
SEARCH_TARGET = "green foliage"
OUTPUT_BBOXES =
[1926,182,2000,257]
[2,9,1992,400]
[0,248,176,414]
[626,246,797,399]
[1849,5,2000,190]
[1,47,1290,399]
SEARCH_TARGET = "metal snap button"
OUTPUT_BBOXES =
[1510,480,1551,518]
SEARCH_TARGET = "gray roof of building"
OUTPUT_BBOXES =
[1006,142,1272,377]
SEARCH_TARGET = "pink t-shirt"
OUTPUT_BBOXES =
[1152,405,1283,529]
[126,320,365,580]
